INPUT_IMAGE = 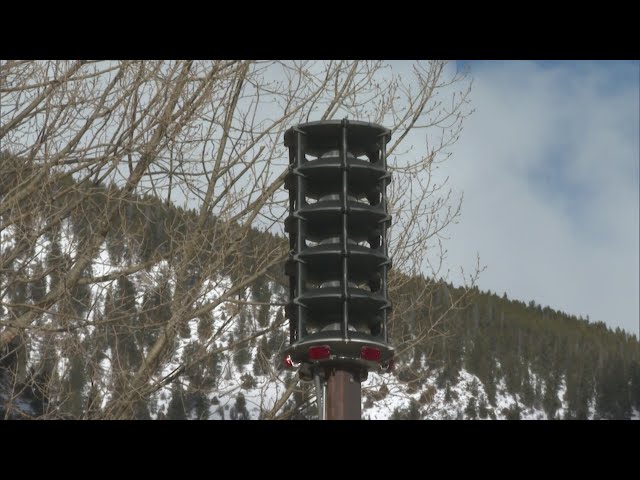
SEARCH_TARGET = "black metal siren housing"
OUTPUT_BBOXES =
[283,119,394,379]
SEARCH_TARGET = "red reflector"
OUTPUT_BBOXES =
[283,355,294,369]
[308,345,331,360]
[361,346,382,362]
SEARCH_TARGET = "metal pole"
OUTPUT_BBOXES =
[322,377,327,419]
[314,373,324,420]
[325,369,361,420]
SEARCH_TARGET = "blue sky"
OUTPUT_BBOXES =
[440,60,639,335]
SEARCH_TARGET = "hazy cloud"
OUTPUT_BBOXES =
[434,61,639,334]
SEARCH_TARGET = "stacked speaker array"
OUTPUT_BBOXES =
[283,120,393,370]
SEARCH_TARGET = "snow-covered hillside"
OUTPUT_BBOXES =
[2,218,639,420]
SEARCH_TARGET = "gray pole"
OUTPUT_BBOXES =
[314,373,325,420]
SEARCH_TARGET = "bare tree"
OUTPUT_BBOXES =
[0,60,474,419]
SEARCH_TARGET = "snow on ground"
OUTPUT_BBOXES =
[99,347,113,410]
[0,225,16,253]
[93,241,116,278]
[147,276,297,420]
[362,366,557,420]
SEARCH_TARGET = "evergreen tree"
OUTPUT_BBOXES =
[630,361,640,414]
[465,397,478,419]
[477,395,490,419]
[167,383,187,420]
[596,354,631,419]
[503,402,522,420]
[520,365,536,407]
[542,373,561,419]
[59,350,86,418]
[230,393,250,420]
[391,399,422,420]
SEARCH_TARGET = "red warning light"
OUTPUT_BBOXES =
[308,345,331,360]
[360,346,382,362]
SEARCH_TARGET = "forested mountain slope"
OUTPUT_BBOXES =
[1,169,638,420]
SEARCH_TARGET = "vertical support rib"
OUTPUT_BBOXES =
[380,134,390,344]
[340,119,349,341]
[288,147,297,344]
[295,130,306,341]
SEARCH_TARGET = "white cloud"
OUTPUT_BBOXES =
[437,61,639,335]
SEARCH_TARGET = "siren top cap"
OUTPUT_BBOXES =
[284,120,391,157]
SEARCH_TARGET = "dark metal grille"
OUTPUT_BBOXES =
[283,119,393,372]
